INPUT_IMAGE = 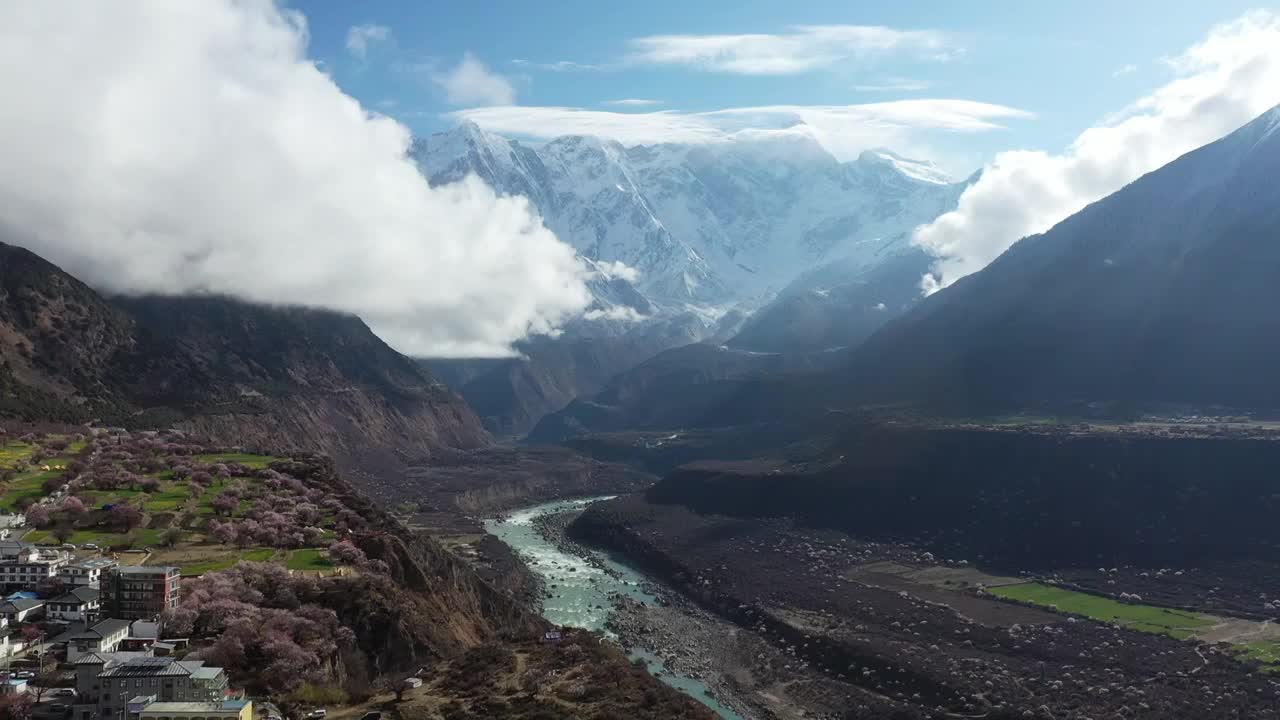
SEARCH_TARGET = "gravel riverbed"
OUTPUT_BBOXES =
[527,507,850,720]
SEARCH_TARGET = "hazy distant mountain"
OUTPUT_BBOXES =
[726,248,934,353]
[428,309,746,438]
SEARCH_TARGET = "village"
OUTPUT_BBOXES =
[0,426,385,720]
[0,535,244,720]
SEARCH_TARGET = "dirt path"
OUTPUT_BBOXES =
[1193,618,1278,645]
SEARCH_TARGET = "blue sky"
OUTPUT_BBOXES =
[293,1,1271,174]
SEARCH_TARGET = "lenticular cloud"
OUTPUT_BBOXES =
[0,0,590,357]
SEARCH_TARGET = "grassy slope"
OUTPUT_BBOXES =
[286,548,333,571]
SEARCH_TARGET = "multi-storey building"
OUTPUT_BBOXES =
[59,558,119,589]
[102,567,180,620]
[74,655,228,720]
[0,540,70,590]
[48,587,102,623]
[67,618,131,662]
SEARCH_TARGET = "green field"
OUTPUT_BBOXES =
[0,439,85,511]
[0,470,62,511]
[0,442,34,465]
[1237,641,1280,673]
[988,582,1214,639]
[194,453,280,469]
[286,548,333,571]
[24,527,165,548]
[142,486,189,512]
[180,548,278,576]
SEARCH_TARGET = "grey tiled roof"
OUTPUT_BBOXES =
[91,618,131,636]
[52,587,100,604]
[99,657,191,678]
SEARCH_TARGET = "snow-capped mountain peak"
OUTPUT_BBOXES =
[854,148,954,185]
[411,122,963,311]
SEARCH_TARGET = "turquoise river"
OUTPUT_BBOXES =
[484,496,745,720]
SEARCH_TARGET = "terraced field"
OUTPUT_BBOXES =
[0,435,338,578]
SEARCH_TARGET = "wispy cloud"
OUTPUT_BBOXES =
[915,10,1280,293]
[433,53,515,106]
[603,98,665,107]
[1112,63,1138,77]
[450,99,1031,161]
[512,59,613,72]
[628,25,957,75]
[345,23,390,60]
[853,78,931,92]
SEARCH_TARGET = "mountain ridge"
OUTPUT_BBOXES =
[0,241,490,468]
[413,122,963,309]
[417,122,963,435]
[839,100,1280,413]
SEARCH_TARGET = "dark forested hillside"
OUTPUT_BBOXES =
[0,242,489,467]
[0,242,138,419]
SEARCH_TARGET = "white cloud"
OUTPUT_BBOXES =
[582,306,646,322]
[629,25,956,75]
[1112,63,1138,77]
[604,98,665,107]
[853,78,931,92]
[433,53,516,107]
[593,260,641,283]
[345,23,389,59]
[451,99,1032,161]
[0,0,590,358]
[452,106,724,144]
[914,10,1280,294]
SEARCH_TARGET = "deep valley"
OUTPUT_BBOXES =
[4,10,1280,720]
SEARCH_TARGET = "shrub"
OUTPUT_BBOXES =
[210,491,239,517]
[327,540,366,566]
[60,495,86,517]
[161,527,184,547]
[24,505,50,529]
[106,503,143,533]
